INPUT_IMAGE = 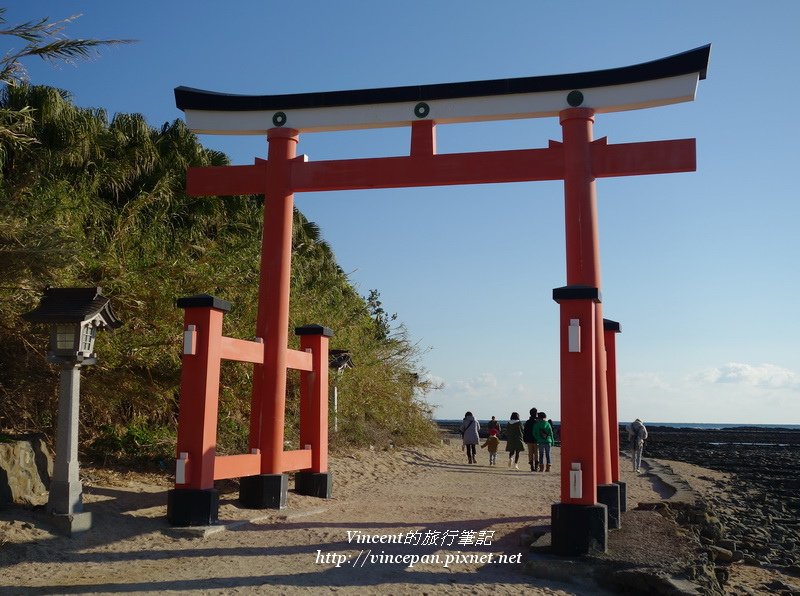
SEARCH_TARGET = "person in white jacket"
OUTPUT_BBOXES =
[460,412,481,464]
[627,418,648,473]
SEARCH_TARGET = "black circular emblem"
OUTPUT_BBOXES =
[272,111,287,126]
[414,102,430,118]
[567,90,584,107]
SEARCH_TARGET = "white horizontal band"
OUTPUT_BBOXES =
[184,73,699,135]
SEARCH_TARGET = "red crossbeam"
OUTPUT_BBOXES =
[187,138,695,197]
[291,146,565,191]
[187,162,267,196]
[591,138,696,178]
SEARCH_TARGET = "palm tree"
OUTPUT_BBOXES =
[0,8,132,155]
[0,8,133,86]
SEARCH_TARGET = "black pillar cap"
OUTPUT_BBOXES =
[295,324,334,337]
[176,294,232,313]
[552,285,601,303]
[603,318,621,333]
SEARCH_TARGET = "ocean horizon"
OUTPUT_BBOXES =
[435,419,800,430]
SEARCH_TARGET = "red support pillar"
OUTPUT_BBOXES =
[559,107,613,489]
[604,319,622,481]
[594,307,612,486]
[551,286,607,554]
[554,288,598,506]
[295,324,334,499]
[298,326,331,472]
[253,128,299,474]
[167,294,232,526]
[552,107,613,554]
[604,318,626,512]
[239,128,299,511]
[560,108,600,287]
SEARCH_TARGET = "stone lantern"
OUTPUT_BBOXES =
[328,349,353,433]
[22,287,121,535]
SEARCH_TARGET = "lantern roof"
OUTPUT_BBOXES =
[22,287,122,329]
[329,349,354,370]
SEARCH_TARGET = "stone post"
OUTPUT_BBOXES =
[47,362,92,535]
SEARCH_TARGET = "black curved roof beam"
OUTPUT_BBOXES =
[175,45,710,135]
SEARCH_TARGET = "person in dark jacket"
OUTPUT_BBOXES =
[486,416,501,437]
[505,412,525,470]
[522,407,539,471]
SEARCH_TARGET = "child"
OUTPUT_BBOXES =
[480,427,500,466]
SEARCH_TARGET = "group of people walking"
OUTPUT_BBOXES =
[459,409,555,471]
[461,410,648,474]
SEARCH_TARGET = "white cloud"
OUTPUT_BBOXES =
[510,383,527,395]
[619,371,672,391]
[427,370,556,420]
[696,363,800,389]
[455,372,498,396]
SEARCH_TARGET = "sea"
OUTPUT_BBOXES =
[435,419,800,431]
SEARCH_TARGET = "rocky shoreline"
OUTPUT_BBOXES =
[634,425,800,573]
[439,421,800,579]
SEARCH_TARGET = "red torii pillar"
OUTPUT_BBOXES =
[604,318,625,511]
[551,107,696,553]
[556,107,620,536]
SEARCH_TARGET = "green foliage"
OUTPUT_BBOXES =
[0,83,439,466]
[89,422,174,465]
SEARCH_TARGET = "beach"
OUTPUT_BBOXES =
[1,429,799,595]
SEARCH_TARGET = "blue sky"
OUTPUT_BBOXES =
[9,1,800,424]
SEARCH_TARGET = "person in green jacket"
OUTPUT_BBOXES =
[533,411,554,472]
[504,412,525,470]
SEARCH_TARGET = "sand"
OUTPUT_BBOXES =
[0,438,797,595]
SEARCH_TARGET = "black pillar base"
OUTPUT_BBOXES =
[239,474,288,509]
[597,483,621,530]
[167,488,219,527]
[615,480,628,513]
[551,502,608,556]
[295,472,332,498]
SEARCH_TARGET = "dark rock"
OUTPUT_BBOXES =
[708,545,734,563]
[717,539,737,550]
[629,425,800,572]
[713,565,730,584]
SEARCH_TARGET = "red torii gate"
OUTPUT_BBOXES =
[167,46,709,553]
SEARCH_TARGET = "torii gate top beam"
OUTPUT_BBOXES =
[175,45,709,135]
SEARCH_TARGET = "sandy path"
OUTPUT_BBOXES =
[0,440,668,595]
